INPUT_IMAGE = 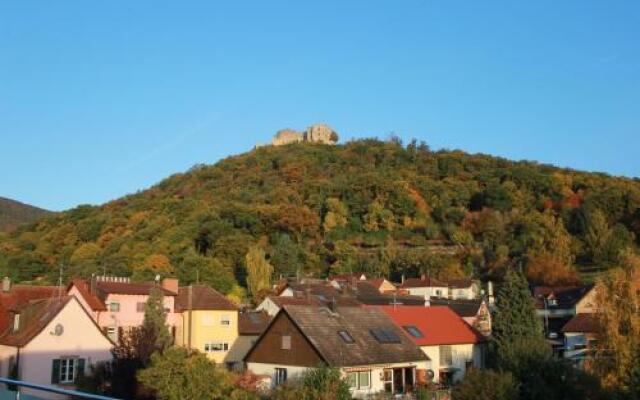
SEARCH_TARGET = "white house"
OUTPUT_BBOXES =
[0,295,113,399]
[377,305,486,386]
[245,305,429,398]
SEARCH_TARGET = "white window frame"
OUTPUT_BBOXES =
[220,315,230,326]
[274,368,287,386]
[60,358,77,384]
[346,371,371,389]
[108,301,120,312]
[204,342,229,353]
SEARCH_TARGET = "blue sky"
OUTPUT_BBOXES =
[1,1,638,211]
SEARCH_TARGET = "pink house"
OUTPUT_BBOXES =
[67,276,178,343]
[0,279,112,399]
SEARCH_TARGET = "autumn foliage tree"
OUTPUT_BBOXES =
[245,245,273,300]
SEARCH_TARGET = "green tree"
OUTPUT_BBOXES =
[452,369,519,400]
[245,245,273,298]
[491,268,550,385]
[272,365,351,400]
[140,287,173,364]
[322,198,348,233]
[584,209,613,265]
[178,253,235,294]
[138,347,240,400]
[271,234,305,278]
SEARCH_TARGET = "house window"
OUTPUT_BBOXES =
[106,327,118,342]
[439,345,453,366]
[136,302,145,312]
[547,298,557,306]
[370,328,401,344]
[281,335,291,350]
[52,358,85,384]
[274,368,287,386]
[221,315,230,326]
[403,325,424,338]
[204,342,229,352]
[338,330,355,343]
[108,302,120,312]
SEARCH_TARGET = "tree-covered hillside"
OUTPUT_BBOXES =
[1,139,639,295]
[0,197,51,232]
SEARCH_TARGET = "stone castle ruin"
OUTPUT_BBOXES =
[271,124,339,146]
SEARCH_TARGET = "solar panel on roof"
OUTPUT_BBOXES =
[370,328,401,344]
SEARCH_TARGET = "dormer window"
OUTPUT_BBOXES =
[547,298,557,306]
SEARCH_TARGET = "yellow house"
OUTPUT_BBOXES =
[175,285,239,366]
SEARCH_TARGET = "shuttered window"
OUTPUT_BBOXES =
[51,358,85,384]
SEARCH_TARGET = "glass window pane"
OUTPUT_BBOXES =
[358,371,370,388]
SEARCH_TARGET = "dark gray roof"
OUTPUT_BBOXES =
[283,305,428,367]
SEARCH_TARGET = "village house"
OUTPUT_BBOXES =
[174,285,239,366]
[447,279,480,300]
[227,311,271,371]
[67,276,179,343]
[0,280,113,399]
[398,276,449,298]
[533,284,596,352]
[561,313,598,368]
[364,278,397,294]
[245,305,429,398]
[327,273,367,289]
[376,305,486,386]
[351,281,492,336]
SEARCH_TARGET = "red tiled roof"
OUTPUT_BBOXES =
[67,279,107,311]
[562,313,598,333]
[328,273,366,282]
[0,285,60,332]
[399,277,447,289]
[373,305,485,346]
[176,285,238,311]
[0,296,72,346]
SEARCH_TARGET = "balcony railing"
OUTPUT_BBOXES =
[0,377,120,400]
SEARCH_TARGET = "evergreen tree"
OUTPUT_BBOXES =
[491,267,551,399]
[140,287,173,363]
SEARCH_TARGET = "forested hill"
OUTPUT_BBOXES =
[0,197,51,232]
[1,139,639,294]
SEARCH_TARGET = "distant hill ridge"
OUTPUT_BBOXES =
[1,138,639,289]
[0,197,51,232]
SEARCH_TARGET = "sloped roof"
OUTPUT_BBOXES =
[375,305,485,346]
[95,281,177,297]
[447,278,474,289]
[533,285,594,310]
[562,313,598,333]
[367,278,394,290]
[0,285,60,331]
[399,277,447,289]
[238,311,271,335]
[328,273,366,282]
[430,298,484,318]
[269,295,361,309]
[176,285,238,311]
[279,305,428,367]
[67,279,107,311]
[0,296,72,346]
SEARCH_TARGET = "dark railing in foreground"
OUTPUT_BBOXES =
[0,377,120,400]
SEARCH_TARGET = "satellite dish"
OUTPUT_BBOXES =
[52,323,64,336]
[427,369,435,381]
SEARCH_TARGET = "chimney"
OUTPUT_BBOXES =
[2,277,11,292]
[162,278,179,294]
[401,274,405,284]
[90,274,97,294]
[424,293,431,307]
[12,312,20,332]
[421,274,426,281]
